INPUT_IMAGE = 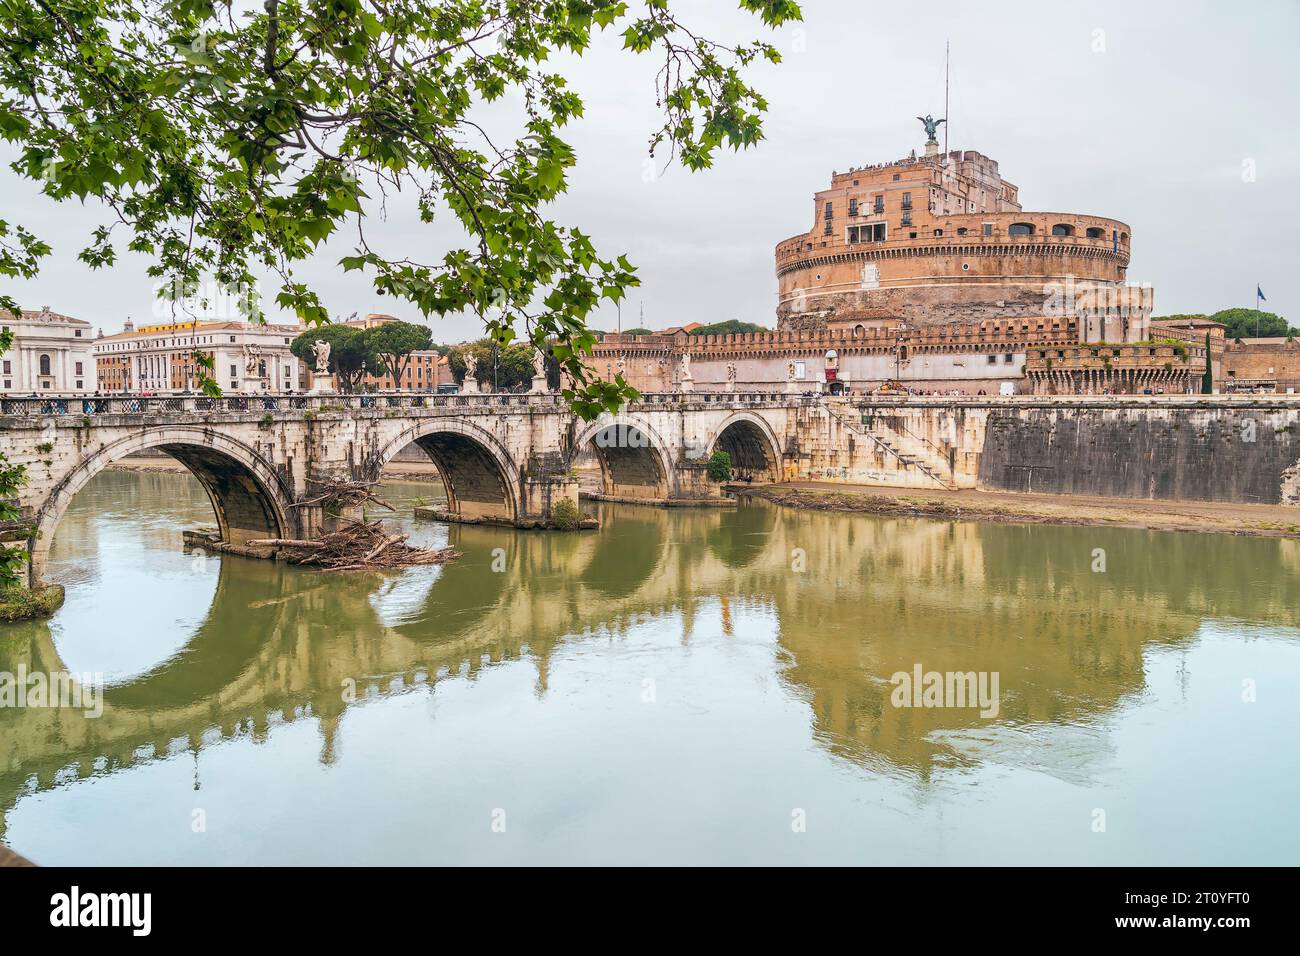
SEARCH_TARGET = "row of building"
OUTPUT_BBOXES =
[0,309,455,395]
[2,122,1291,397]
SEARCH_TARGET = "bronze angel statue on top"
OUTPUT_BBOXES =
[917,114,946,144]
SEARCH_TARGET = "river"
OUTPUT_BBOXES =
[2,467,1298,865]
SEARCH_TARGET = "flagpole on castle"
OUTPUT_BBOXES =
[944,40,950,158]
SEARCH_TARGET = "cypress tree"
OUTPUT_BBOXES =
[1201,332,1214,394]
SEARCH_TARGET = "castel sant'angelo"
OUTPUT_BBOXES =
[775,125,1148,342]
[595,117,1216,396]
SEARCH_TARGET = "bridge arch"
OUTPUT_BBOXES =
[374,419,520,523]
[30,427,294,587]
[706,412,784,482]
[571,415,673,500]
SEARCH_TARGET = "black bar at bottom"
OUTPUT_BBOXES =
[0,866,1280,940]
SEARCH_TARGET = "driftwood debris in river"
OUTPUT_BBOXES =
[248,518,459,571]
[291,477,395,513]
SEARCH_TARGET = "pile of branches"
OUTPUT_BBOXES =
[294,477,394,513]
[248,519,459,571]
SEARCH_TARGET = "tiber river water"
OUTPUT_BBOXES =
[2,467,1299,865]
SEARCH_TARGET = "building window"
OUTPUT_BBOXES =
[848,198,858,216]
[901,192,912,210]
[848,222,886,243]
[1086,227,1105,239]
[76,380,83,389]
[823,201,833,220]
[2,360,8,373]
[983,223,993,236]
[933,229,943,237]
[230,364,238,377]
[75,361,83,375]
[1004,354,1014,363]
[1008,223,1035,236]
[75,329,83,337]
[987,354,998,364]
[957,227,968,236]
[1051,224,1075,237]
[39,354,51,376]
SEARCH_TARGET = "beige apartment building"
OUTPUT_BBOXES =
[94,318,306,393]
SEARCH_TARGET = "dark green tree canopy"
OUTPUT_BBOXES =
[447,337,537,392]
[1210,309,1294,339]
[290,324,379,391]
[0,0,801,418]
[690,319,768,336]
[1154,310,1296,339]
[362,320,433,385]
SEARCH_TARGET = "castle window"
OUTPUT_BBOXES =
[824,220,833,236]
[957,227,968,236]
[1086,227,1105,239]
[1008,223,1035,236]
[1051,224,1075,236]
[39,354,51,376]
[933,229,943,237]
[851,222,887,243]
[983,223,994,237]
[824,201,833,220]
[854,325,865,337]
[848,198,858,216]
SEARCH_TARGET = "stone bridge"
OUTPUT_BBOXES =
[0,391,805,587]
[7,390,1300,590]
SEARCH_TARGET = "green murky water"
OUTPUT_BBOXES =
[2,468,1298,865]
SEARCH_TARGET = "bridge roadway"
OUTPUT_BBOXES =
[0,390,808,587]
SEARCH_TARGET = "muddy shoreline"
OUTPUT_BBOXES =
[735,483,1300,539]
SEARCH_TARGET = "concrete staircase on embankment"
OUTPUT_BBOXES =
[821,402,959,490]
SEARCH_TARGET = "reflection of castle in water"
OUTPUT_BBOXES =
[3,499,1300,835]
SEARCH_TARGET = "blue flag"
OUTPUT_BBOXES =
[1257,285,1267,302]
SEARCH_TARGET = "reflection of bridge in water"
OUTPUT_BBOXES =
[5,494,1299,838]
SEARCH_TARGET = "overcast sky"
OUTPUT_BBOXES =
[2,0,1296,339]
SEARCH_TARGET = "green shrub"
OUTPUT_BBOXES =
[549,497,583,530]
[707,449,733,482]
